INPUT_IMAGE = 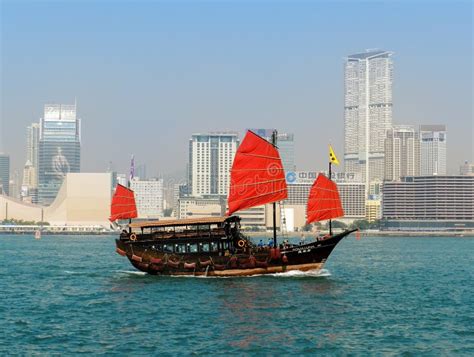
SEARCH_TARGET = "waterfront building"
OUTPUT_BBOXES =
[285,171,366,220]
[249,129,296,172]
[344,50,394,189]
[382,176,474,231]
[178,195,225,219]
[459,161,473,176]
[130,178,164,219]
[0,153,10,195]
[38,103,81,205]
[366,199,381,222]
[419,125,447,176]
[0,173,112,227]
[173,183,188,217]
[188,132,239,197]
[384,125,420,181]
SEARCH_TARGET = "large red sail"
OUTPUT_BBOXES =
[227,131,287,215]
[110,184,138,221]
[306,174,344,224]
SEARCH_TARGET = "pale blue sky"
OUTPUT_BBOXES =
[1,0,472,176]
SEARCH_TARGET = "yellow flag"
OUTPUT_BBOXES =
[329,145,340,165]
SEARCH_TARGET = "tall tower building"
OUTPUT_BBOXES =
[38,103,81,205]
[344,50,394,190]
[384,125,420,181]
[419,125,447,176]
[188,132,239,197]
[27,123,40,171]
[0,153,10,195]
[249,129,296,172]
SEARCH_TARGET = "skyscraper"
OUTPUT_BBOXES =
[344,50,394,190]
[0,153,10,195]
[249,129,296,172]
[38,103,81,205]
[188,132,239,196]
[26,123,40,172]
[384,125,420,181]
[419,125,447,176]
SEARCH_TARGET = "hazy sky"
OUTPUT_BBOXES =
[1,0,472,177]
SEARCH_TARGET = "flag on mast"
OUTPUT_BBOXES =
[329,145,340,165]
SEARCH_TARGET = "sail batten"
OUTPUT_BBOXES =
[306,174,344,224]
[227,131,287,215]
[110,184,138,221]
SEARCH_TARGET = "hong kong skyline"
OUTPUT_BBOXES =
[1,1,472,176]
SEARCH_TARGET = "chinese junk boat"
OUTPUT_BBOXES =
[114,130,356,276]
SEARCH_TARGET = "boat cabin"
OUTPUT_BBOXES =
[121,216,243,256]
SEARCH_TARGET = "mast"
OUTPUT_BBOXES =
[128,154,135,233]
[328,160,332,236]
[272,130,278,248]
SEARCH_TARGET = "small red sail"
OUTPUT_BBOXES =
[227,131,287,215]
[306,174,344,224]
[110,184,138,221]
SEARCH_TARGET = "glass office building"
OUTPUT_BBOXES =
[0,153,10,195]
[38,104,81,205]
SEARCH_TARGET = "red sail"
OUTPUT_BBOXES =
[306,174,344,224]
[110,184,138,221]
[227,131,287,215]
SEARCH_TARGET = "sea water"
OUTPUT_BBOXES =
[1,235,473,355]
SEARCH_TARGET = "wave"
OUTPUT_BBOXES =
[115,270,148,276]
[268,268,331,278]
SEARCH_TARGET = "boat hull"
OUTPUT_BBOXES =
[116,229,356,277]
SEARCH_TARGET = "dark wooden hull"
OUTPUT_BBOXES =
[115,229,356,277]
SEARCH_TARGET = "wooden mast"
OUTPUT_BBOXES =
[272,130,278,248]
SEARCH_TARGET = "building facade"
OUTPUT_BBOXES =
[419,125,447,176]
[384,125,420,181]
[382,176,474,231]
[38,104,81,205]
[344,50,393,190]
[188,132,238,197]
[130,178,164,219]
[0,153,10,195]
[284,171,366,220]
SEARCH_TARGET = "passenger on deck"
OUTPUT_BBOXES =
[258,239,264,248]
[267,238,274,248]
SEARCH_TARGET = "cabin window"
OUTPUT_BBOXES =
[187,243,198,253]
[200,242,210,253]
[163,244,172,253]
[175,244,186,254]
[210,242,218,252]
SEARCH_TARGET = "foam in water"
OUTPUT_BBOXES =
[268,268,331,278]
[116,270,148,276]
[118,269,331,279]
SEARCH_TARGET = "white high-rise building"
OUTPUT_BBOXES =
[27,123,40,172]
[344,50,394,191]
[130,178,164,219]
[419,125,447,176]
[384,125,420,181]
[188,132,239,197]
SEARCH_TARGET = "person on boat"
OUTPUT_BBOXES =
[267,238,274,248]
[258,239,264,248]
[300,234,306,245]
